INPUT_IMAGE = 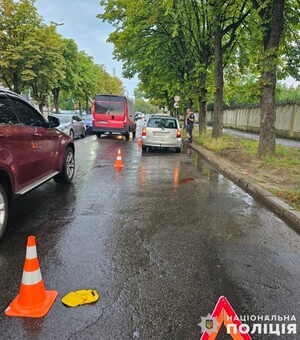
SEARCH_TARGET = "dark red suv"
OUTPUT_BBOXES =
[0,88,75,241]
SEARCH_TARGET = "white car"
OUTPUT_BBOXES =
[141,115,182,153]
[52,114,86,139]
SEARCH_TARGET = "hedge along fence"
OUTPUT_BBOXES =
[205,103,300,140]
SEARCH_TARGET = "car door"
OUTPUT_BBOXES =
[0,95,39,193]
[73,115,84,137]
[12,97,60,177]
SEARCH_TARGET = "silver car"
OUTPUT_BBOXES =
[141,115,182,153]
[52,114,86,139]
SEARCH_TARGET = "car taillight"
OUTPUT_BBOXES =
[177,129,181,138]
[142,127,146,136]
[124,102,128,123]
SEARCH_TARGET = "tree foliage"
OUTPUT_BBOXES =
[0,0,125,113]
[99,0,299,156]
[0,0,42,93]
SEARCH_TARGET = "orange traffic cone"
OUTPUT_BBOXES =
[5,236,58,318]
[137,136,142,146]
[114,148,124,168]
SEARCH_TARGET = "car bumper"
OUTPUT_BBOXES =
[92,126,130,134]
[141,137,182,148]
[85,125,94,134]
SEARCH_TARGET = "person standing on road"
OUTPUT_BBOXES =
[186,109,195,143]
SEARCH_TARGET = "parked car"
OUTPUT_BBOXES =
[141,115,182,153]
[92,94,136,140]
[0,88,75,241]
[51,113,86,139]
[82,113,94,134]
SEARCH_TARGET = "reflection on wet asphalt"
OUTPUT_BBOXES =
[0,126,299,340]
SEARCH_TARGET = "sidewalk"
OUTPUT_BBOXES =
[222,128,300,148]
[189,142,300,232]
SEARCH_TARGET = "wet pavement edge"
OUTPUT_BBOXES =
[189,143,300,232]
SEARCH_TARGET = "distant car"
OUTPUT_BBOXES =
[51,113,86,139]
[82,113,93,134]
[141,115,182,153]
[0,88,75,241]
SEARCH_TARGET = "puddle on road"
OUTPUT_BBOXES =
[181,143,256,210]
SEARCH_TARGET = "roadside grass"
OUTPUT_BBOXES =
[192,130,300,210]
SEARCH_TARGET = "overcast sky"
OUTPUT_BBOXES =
[35,0,138,98]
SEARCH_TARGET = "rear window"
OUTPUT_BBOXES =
[53,115,71,123]
[95,102,124,116]
[147,118,177,129]
[95,95,125,103]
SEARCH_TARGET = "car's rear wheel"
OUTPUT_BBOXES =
[54,147,75,184]
[176,148,181,153]
[0,183,9,241]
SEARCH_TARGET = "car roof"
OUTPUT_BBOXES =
[148,114,176,119]
[0,87,27,100]
[0,88,41,111]
[52,113,80,117]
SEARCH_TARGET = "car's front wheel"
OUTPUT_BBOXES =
[54,147,75,184]
[69,129,74,139]
[0,183,9,241]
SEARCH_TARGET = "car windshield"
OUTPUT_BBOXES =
[147,118,177,129]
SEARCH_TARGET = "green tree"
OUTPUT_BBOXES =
[29,25,65,112]
[251,0,285,157]
[99,0,214,131]
[134,98,158,114]
[0,0,43,93]
[52,38,78,113]
[210,0,251,138]
[73,52,98,113]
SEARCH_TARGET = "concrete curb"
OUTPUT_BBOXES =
[190,143,300,231]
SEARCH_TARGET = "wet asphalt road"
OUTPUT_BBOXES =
[0,121,299,340]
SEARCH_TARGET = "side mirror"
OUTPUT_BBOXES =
[48,115,60,128]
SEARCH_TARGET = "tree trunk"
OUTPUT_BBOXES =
[52,88,60,113]
[212,26,223,138]
[198,72,207,134]
[258,60,277,157]
[39,103,44,114]
[86,96,89,113]
[13,72,20,94]
[257,0,284,157]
